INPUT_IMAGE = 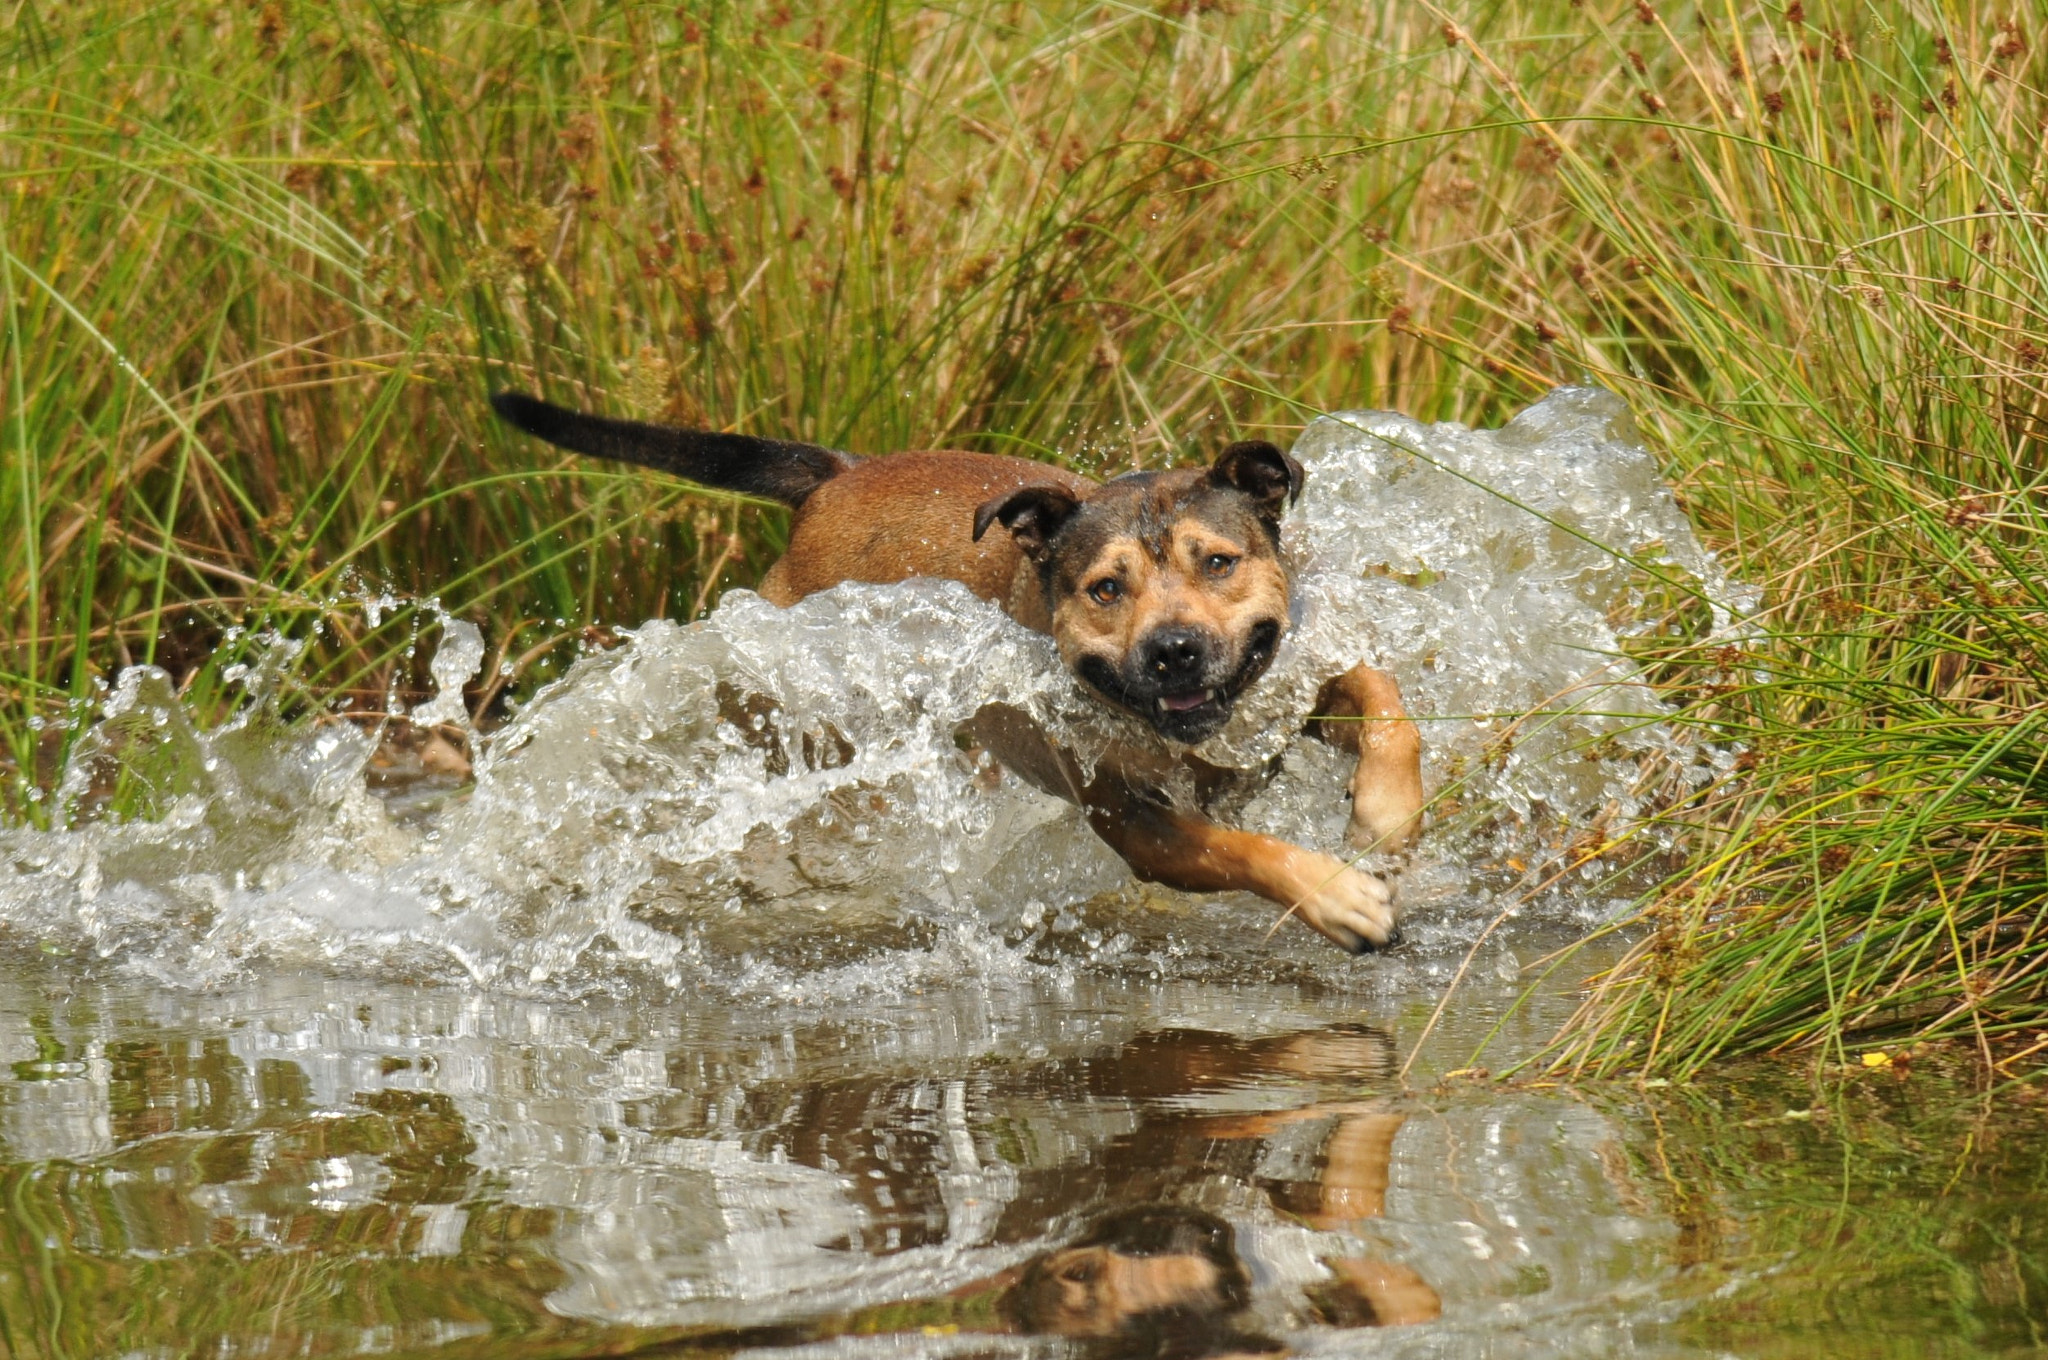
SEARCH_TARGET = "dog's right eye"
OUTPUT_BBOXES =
[1087,578,1121,605]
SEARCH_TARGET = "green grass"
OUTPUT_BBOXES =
[4,0,2047,1073]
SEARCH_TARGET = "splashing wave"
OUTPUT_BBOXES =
[0,388,1753,992]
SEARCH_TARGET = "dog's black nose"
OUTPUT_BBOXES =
[1141,627,1209,681]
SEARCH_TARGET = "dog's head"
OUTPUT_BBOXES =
[974,440,1301,744]
[1000,1205,1253,1342]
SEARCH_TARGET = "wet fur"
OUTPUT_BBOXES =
[492,392,1424,952]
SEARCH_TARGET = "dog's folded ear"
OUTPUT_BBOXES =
[973,485,1082,563]
[1207,440,1304,517]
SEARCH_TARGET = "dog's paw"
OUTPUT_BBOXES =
[1293,853,1400,953]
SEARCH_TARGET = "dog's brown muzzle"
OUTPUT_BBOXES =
[1078,618,1283,743]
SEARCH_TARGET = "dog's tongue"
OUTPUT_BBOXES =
[1159,691,1210,712]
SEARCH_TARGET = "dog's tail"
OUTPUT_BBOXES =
[490,391,858,508]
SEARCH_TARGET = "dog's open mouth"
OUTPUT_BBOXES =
[1147,688,1233,743]
[1152,685,1229,737]
[1077,656,1228,738]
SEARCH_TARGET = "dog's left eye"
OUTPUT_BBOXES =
[1204,553,1239,577]
[1088,578,1122,605]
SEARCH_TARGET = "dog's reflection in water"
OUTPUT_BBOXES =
[997,1027,1439,1358]
[1001,1202,1435,1358]
[1002,1206,1274,1358]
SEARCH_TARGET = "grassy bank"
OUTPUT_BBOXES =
[4,2,2046,1072]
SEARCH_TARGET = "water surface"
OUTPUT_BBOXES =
[2,945,2043,1359]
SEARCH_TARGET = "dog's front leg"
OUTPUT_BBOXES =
[1311,664,1425,853]
[1080,774,1399,953]
[966,703,1399,951]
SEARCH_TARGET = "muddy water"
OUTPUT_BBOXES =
[3,390,2043,1356]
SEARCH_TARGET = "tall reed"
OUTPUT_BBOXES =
[1472,1,2048,1077]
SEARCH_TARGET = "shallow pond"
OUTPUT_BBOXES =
[3,391,2043,1356]
[2,943,2044,1359]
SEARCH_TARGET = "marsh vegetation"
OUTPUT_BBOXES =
[4,0,2047,1089]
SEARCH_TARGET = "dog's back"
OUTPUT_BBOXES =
[491,392,1089,623]
[761,451,1090,622]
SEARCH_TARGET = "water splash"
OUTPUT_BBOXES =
[0,388,1751,991]
[410,616,485,727]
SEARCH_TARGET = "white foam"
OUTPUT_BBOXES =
[410,616,485,727]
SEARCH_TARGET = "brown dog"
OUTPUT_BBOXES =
[490,393,1424,951]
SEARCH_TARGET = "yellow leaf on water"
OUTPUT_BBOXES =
[1861,1051,1891,1068]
